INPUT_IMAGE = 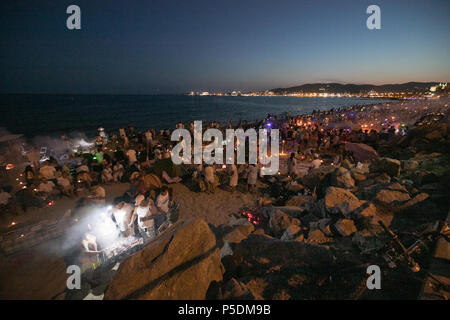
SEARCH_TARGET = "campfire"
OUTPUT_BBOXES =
[242,208,261,225]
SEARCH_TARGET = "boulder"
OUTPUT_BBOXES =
[269,210,301,237]
[223,224,255,244]
[230,234,335,274]
[351,172,367,184]
[425,130,443,140]
[222,278,255,300]
[285,195,313,207]
[280,224,303,241]
[334,219,357,237]
[324,187,361,217]
[399,193,429,210]
[104,219,223,300]
[318,218,333,236]
[331,167,355,189]
[301,166,335,189]
[306,229,332,244]
[379,158,401,177]
[403,160,419,171]
[353,201,377,219]
[374,173,391,184]
[374,189,411,206]
[0,249,67,299]
[345,143,378,162]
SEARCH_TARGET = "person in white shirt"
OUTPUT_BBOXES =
[145,129,153,145]
[102,165,113,183]
[89,185,106,205]
[204,165,216,193]
[39,163,56,180]
[57,172,74,196]
[112,201,134,237]
[228,164,238,191]
[311,154,322,170]
[287,153,297,177]
[129,198,157,241]
[113,162,124,182]
[38,178,56,195]
[126,149,137,165]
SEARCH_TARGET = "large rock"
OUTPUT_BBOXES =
[334,219,357,237]
[104,219,223,300]
[379,158,402,177]
[301,166,335,190]
[399,193,429,210]
[374,188,411,206]
[345,143,378,162]
[223,224,255,244]
[229,234,335,275]
[269,210,301,237]
[285,195,313,207]
[403,160,419,171]
[0,248,67,299]
[280,225,303,241]
[331,167,355,189]
[324,187,361,217]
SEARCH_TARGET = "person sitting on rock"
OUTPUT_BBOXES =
[156,186,170,214]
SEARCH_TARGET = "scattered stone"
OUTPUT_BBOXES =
[374,188,411,206]
[220,240,234,259]
[324,187,361,217]
[269,210,301,238]
[306,229,332,244]
[353,201,377,219]
[318,218,333,236]
[403,160,419,171]
[285,195,313,207]
[280,224,302,241]
[331,167,355,189]
[222,278,255,300]
[379,157,402,177]
[399,193,429,210]
[374,173,391,184]
[433,237,450,261]
[334,219,357,237]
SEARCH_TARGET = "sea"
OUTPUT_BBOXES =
[0,94,394,138]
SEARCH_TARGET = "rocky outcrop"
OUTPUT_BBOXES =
[104,219,223,300]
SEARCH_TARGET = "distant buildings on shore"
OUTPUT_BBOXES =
[187,82,448,99]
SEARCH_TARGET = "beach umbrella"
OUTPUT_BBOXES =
[345,143,378,162]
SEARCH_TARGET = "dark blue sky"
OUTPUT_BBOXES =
[0,0,449,94]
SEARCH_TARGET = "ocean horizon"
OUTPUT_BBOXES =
[0,94,394,138]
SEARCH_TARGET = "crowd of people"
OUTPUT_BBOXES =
[1,98,448,273]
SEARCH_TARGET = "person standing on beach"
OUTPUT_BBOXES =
[126,148,137,166]
[287,153,297,177]
[204,165,216,194]
[247,164,258,193]
[228,164,238,192]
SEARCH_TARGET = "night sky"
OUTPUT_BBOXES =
[0,0,449,94]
